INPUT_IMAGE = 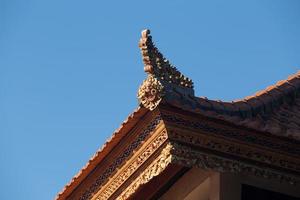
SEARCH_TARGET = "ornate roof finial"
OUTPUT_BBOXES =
[137,29,195,110]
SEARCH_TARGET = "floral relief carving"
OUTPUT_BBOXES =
[95,130,168,200]
[79,116,162,200]
[137,30,194,111]
[171,143,299,185]
[80,112,299,200]
[116,143,173,200]
[168,130,300,172]
[162,113,300,155]
[138,74,164,111]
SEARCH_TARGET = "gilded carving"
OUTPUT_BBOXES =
[171,143,299,185]
[95,130,168,200]
[161,113,300,155]
[168,129,300,172]
[79,116,162,200]
[116,143,173,200]
[80,112,299,200]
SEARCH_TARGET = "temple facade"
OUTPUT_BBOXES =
[56,30,300,200]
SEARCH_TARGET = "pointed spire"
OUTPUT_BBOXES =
[138,29,193,88]
[137,29,195,110]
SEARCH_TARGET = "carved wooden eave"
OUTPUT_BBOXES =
[57,30,300,200]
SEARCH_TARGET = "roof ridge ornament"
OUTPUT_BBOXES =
[137,29,195,110]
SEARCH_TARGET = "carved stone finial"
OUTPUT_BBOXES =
[137,29,195,110]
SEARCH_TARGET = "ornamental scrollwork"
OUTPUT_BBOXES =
[138,74,164,111]
[139,29,193,89]
[137,29,195,111]
[161,113,300,155]
[95,130,168,200]
[79,116,162,200]
[171,143,299,185]
[117,143,173,200]
[168,130,300,172]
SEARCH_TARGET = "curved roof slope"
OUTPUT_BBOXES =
[56,107,148,199]
[137,29,300,140]
[57,29,300,199]
[179,73,300,140]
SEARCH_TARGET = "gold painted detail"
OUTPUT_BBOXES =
[117,143,173,200]
[95,129,168,200]
[79,116,162,200]
[161,112,300,155]
[171,143,299,185]
[169,129,300,172]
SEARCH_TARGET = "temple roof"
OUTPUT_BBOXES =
[137,29,300,140]
[56,107,148,199]
[57,29,300,199]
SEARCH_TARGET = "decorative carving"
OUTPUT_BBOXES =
[79,116,162,200]
[77,111,300,200]
[171,143,299,185]
[137,29,194,110]
[161,113,300,155]
[139,29,193,88]
[95,130,168,200]
[116,143,173,200]
[137,74,164,111]
[168,129,300,172]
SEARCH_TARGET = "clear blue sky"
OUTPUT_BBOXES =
[1,0,299,199]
